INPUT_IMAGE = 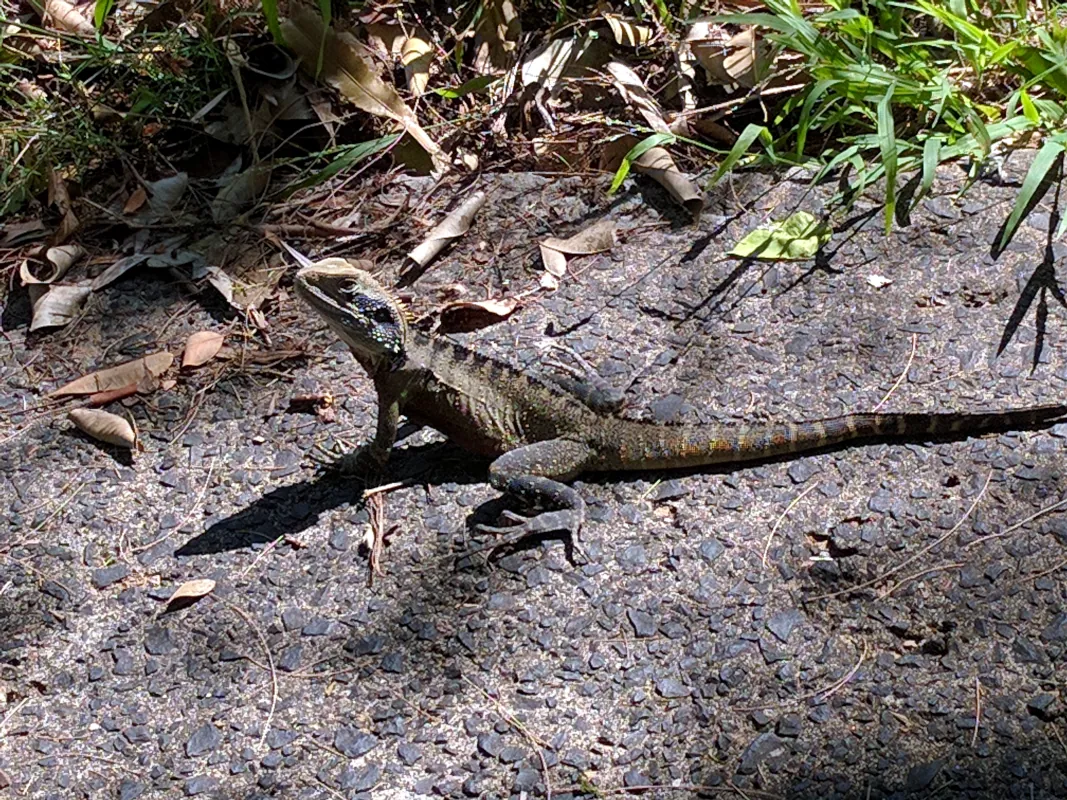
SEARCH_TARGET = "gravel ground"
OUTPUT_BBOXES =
[1,163,1066,800]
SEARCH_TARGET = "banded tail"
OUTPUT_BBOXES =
[602,405,1067,471]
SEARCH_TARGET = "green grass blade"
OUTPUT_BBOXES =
[916,135,941,207]
[289,135,398,193]
[93,0,115,29]
[711,124,770,185]
[609,133,676,195]
[995,135,1067,253]
[877,83,897,234]
[260,0,284,45]
[1019,89,1040,124]
[432,75,500,99]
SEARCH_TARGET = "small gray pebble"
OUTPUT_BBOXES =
[91,564,129,590]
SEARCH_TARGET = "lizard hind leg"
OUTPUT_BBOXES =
[474,439,594,561]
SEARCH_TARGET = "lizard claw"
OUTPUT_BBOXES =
[473,509,588,565]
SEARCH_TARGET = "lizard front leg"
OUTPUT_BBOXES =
[336,387,400,474]
[473,438,594,560]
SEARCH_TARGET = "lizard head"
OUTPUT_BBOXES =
[294,259,408,370]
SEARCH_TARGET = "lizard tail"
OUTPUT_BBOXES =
[605,404,1067,470]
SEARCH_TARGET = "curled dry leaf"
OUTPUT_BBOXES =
[606,61,671,134]
[539,219,617,278]
[69,408,136,449]
[687,23,772,89]
[438,297,518,333]
[629,146,705,220]
[30,284,91,331]
[48,170,79,245]
[406,191,487,270]
[163,579,216,613]
[51,352,174,397]
[281,6,447,173]
[401,32,434,95]
[43,0,94,35]
[20,244,84,285]
[182,331,226,368]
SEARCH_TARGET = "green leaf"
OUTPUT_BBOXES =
[431,75,500,99]
[917,135,941,206]
[289,135,398,193]
[728,211,832,261]
[93,0,115,28]
[608,133,676,195]
[876,83,897,234]
[1019,89,1040,124]
[711,124,770,185]
[261,0,284,45]
[996,135,1067,253]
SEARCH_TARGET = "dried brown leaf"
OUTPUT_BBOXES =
[211,165,272,223]
[542,219,617,256]
[51,352,174,397]
[401,33,434,95]
[473,0,520,73]
[631,146,705,220]
[69,408,136,448]
[182,331,226,368]
[606,61,671,134]
[281,7,447,172]
[1,219,48,247]
[48,169,79,244]
[43,0,94,36]
[29,284,91,331]
[163,578,216,613]
[438,297,518,333]
[20,244,84,285]
[123,186,148,214]
[604,15,652,48]
[540,219,617,276]
[406,191,487,269]
[688,24,771,88]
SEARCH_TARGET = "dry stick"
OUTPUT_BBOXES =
[462,676,553,800]
[592,782,780,799]
[367,491,386,585]
[134,456,217,552]
[971,676,981,748]
[808,640,869,703]
[809,471,992,603]
[962,495,1067,550]
[873,333,918,412]
[1051,724,1067,759]
[1016,555,1067,586]
[314,777,348,800]
[761,482,819,571]
[878,562,965,599]
[0,698,28,738]
[222,599,278,749]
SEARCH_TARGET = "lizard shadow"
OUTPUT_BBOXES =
[175,439,486,556]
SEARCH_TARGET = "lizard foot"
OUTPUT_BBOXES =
[315,445,389,477]
[466,476,588,565]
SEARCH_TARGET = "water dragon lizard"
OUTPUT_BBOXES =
[295,258,1067,555]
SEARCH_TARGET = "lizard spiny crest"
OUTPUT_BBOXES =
[294,259,408,369]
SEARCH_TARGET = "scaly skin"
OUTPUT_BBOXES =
[295,258,1067,555]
